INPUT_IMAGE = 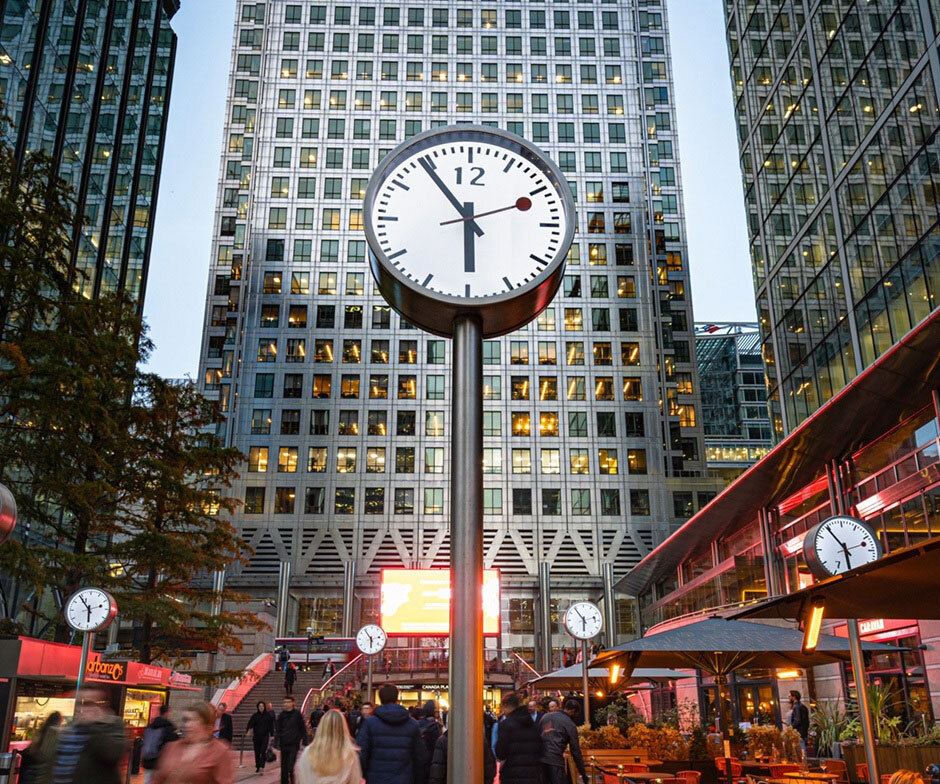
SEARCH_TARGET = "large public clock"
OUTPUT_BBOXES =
[564,601,603,641]
[803,515,882,579]
[356,624,388,656]
[364,126,575,338]
[64,588,118,633]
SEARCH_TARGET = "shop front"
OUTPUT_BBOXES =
[0,636,198,751]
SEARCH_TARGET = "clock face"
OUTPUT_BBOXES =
[364,126,575,337]
[64,588,116,633]
[804,515,882,578]
[356,624,387,655]
[564,602,603,641]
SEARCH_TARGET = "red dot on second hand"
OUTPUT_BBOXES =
[516,197,532,211]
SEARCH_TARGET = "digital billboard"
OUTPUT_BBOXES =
[380,569,500,635]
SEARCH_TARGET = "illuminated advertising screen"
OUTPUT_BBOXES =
[381,569,500,635]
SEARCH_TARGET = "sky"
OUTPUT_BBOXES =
[142,0,756,379]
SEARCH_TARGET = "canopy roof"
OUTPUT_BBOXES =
[591,617,899,676]
[527,664,691,690]
[733,536,940,622]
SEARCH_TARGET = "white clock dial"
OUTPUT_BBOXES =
[564,601,603,641]
[356,624,387,655]
[370,139,569,299]
[64,588,117,633]
[804,516,882,578]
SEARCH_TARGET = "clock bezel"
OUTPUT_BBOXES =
[363,125,576,338]
[803,514,883,580]
[64,587,118,633]
[563,601,603,641]
[355,623,388,655]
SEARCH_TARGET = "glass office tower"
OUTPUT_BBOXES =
[724,1,940,436]
[0,0,179,302]
[198,0,715,658]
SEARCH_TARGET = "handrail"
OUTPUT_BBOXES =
[511,652,541,679]
[211,652,274,712]
[301,653,364,715]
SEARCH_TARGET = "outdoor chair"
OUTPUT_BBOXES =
[676,771,702,784]
[770,765,801,778]
[881,776,893,784]
[658,777,685,784]
[822,760,849,784]
[716,758,743,778]
[856,765,869,783]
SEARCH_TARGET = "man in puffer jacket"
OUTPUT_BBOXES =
[427,713,496,784]
[357,683,428,784]
[494,692,540,784]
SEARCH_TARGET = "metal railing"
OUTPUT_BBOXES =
[301,653,364,714]
[211,652,274,713]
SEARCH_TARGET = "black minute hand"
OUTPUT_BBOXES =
[418,156,484,237]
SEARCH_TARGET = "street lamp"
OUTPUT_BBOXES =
[306,626,313,669]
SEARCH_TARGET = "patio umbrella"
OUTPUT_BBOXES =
[526,663,691,692]
[590,616,898,732]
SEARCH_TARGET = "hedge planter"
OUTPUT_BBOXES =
[841,743,940,780]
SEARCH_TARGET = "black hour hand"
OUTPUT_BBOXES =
[418,156,484,237]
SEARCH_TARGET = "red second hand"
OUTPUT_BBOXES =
[440,196,532,225]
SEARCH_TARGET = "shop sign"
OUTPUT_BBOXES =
[134,664,165,684]
[86,659,127,682]
[169,671,192,687]
[858,618,885,635]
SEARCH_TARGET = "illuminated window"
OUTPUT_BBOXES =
[483,448,502,474]
[566,342,585,365]
[257,339,277,362]
[538,342,557,365]
[366,447,386,473]
[540,448,560,474]
[539,411,559,436]
[274,487,296,514]
[564,308,583,331]
[482,375,501,400]
[426,411,445,436]
[394,488,414,515]
[622,377,643,401]
[511,377,530,400]
[536,308,556,331]
[595,377,614,400]
[512,449,531,474]
[398,375,417,399]
[367,411,387,436]
[312,375,332,398]
[510,341,529,364]
[588,243,607,265]
[511,412,531,436]
[598,449,618,474]
[621,342,640,365]
[342,339,361,363]
[425,447,444,473]
[336,447,357,473]
[569,448,589,474]
[248,446,268,472]
[305,447,327,473]
[628,449,647,474]
[593,342,612,365]
[278,447,298,473]
[676,405,696,427]
[314,340,334,362]
[340,375,360,398]
[318,272,337,294]
[371,341,389,364]
[369,375,389,399]
[676,372,694,394]
[538,376,558,401]
[395,447,415,473]
[567,376,586,400]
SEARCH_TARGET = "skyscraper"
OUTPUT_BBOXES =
[0,0,179,302]
[724,1,940,436]
[198,0,714,659]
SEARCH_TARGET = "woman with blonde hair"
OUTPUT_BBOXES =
[297,708,362,784]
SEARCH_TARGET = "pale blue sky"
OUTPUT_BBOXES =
[143,0,756,378]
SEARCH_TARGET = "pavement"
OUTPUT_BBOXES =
[126,748,285,783]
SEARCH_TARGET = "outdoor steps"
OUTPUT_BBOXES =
[229,669,326,740]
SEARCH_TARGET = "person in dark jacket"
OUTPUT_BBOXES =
[215,702,234,743]
[310,707,325,736]
[141,704,178,781]
[50,687,127,784]
[356,683,428,784]
[539,699,588,784]
[427,713,496,784]
[285,662,297,696]
[416,701,441,784]
[275,696,310,784]
[247,700,276,773]
[18,711,61,784]
[788,690,810,751]
[494,693,540,784]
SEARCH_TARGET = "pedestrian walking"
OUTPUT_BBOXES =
[322,658,336,679]
[310,707,325,736]
[417,701,441,768]
[275,695,311,784]
[152,702,234,784]
[356,683,428,784]
[494,692,540,784]
[538,698,588,784]
[247,700,276,774]
[285,662,297,696]
[787,690,810,753]
[214,702,233,744]
[141,704,179,783]
[50,687,126,784]
[18,711,61,784]
[278,646,290,672]
[427,712,496,784]
[297,708,362,784]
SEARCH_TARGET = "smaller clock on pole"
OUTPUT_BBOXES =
[802,515,882,580]
[356,624,387,703]
[563,601,603,728]
[64,588,117,715]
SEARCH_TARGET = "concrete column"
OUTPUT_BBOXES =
[276,560,291,638]
[211,569,226,617]
[342,561,357,637]
[538,562,552,671]
[602,562,616,649]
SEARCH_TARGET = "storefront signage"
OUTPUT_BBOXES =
[858,618,885,635]
[86,659,126,682]
[169,671,192,687]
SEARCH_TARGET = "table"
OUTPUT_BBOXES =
[616,773,674,782]
[783,775,840,782]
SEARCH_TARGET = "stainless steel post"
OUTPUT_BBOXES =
[342,561,357,637]
[581,639,590,726]
[602,563,616,649]
[848,619,878,784]
[73,632,93,718]
[276,561,291,637]
[538,563,552,671]
[446,314,484,784]
[211,570,226,617]
[367,655,374,703]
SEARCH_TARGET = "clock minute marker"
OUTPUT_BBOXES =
[503,277,513,290]
[388,249,407,259]
[423,274,433,286]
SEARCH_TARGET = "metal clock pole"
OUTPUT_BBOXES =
[848,619,878,784]
[367,653,374,704]
[73,632,93,717]
[448,313,484,784]
[581,638,590,725]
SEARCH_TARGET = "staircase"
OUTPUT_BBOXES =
[228,669,326,737]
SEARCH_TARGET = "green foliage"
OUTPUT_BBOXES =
[812,700,848,757]
[595,694,642,734]
[689,725,709,760]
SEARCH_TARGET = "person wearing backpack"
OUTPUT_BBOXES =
[141,704,179,782]
[416,701,441,784]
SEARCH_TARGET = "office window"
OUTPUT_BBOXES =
[540,448,560,474]
[395,488,414,514]
[601,489,620,516]
[366,447,386,473]
[542,488,561,515]
[335,488,355,514]
[336,447,357,473]
[513,488,532,515]
[424,488,444,514]
[396,447,415,473]
[426,411,445,437]
[426,375,445,399]
[511,412,531,437]
[312,374,332,398]
[571,488,591,515]
[305,487,326,514]
[483,411,501,436]
[483,488,502,515]
[425,447,444,473]
[248,446,269,472]
[338,410,359,436]
[569,448,589,474]
[630,489,651,516]
[244,487,265,514]
[512,449,531,474]
[397,411,416,435]
[307,446,328,472]
[483,448,502,474]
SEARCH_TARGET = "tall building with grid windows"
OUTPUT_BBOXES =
[199,0,716,662]
[0,0,179,302]
[724,1,940,437]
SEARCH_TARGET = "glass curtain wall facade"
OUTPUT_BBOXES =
[198,0,715,656]
[0,0,179,302]
[725,0,940,436]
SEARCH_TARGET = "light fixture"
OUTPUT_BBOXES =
[610,664,621,683]
[801,599,825,654]
[776,669,801,680]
